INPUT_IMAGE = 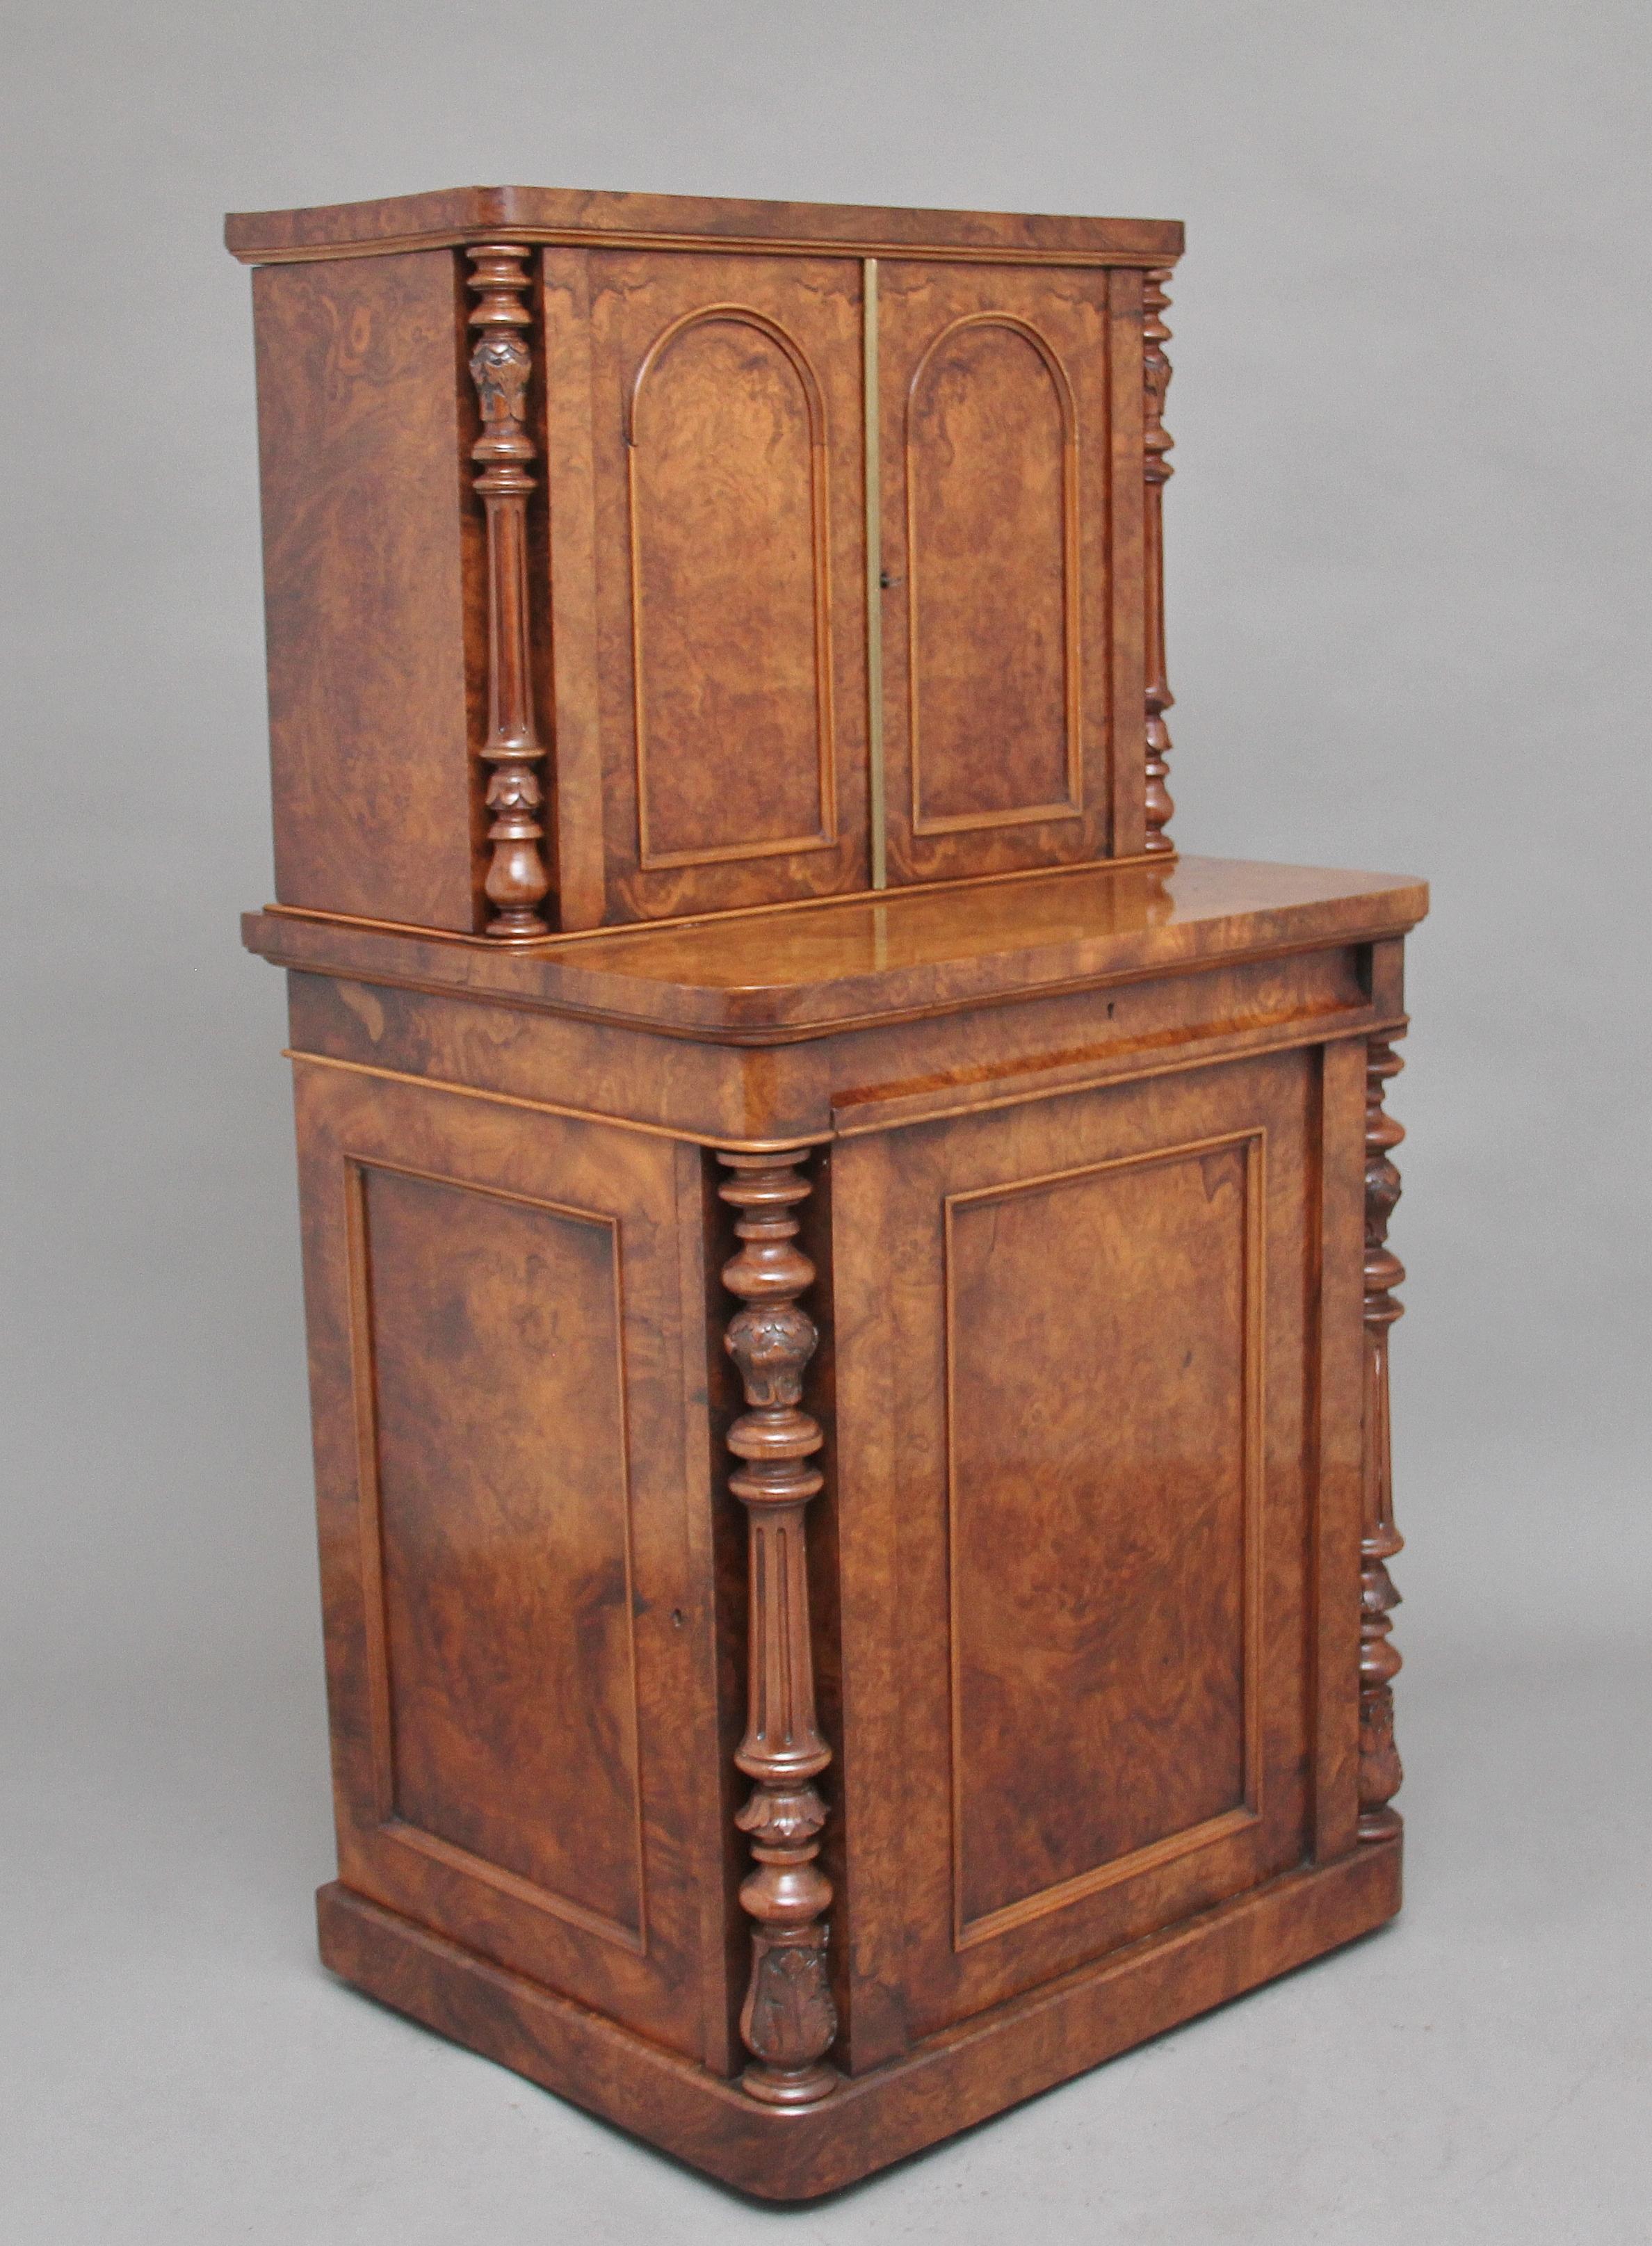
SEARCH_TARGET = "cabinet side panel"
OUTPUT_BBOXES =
[357,1165,644,1940]
[291,1051,719,2057]
[253,252,480,929]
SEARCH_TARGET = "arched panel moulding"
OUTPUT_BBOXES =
[627,306,838,873]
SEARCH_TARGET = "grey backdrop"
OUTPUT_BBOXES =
[3,3,1648,2240]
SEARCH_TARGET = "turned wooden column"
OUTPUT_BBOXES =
[1142,266,1176,855]
[1359,1035,1407,1841]
[717,1151,838,2108]
[467,244,551,938]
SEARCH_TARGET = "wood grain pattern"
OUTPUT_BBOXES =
[556,250,869,922]
[944,1132,1265,1946]
[875,263,1116,885]
[248,857,1428,1043]
[905,313,1080,832]
[293,1059,734,2062]
[278,934,1382,1152]
[252,251,481,928]
[628,307,834,868]
[829,1051,1327,2055]
[348,1161,642,1945]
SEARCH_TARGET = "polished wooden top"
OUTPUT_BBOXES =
[224,184,1183,267]
[245,856,1427,1043]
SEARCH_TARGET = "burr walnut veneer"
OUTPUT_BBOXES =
[229,185,1426,2199]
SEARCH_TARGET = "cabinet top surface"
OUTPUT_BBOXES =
[246,857,1427,1042]
[224,183,1184,265]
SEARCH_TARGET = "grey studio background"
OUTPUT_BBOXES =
[3,3,1649,2240]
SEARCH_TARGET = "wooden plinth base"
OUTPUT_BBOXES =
[317,1843,1400,2201]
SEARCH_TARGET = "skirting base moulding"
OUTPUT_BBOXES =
[227,181,1426,2199]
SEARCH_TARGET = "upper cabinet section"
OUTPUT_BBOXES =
[229,188,1182,936]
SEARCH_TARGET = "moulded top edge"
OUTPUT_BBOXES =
[222,184,1185,266]
[243,858,1428,1043]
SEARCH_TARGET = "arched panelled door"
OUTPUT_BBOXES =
[872,261,1142,887]
[538,248,1146,928]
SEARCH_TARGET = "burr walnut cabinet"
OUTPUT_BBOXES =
[227,184,1427,2199]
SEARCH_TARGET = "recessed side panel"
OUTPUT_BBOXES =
[252,252,480,929]
[947,1136,1262,1945]
[355,1165,644,1946]
[291,1051,729,2063]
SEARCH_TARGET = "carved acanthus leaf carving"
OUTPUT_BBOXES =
[736,1784,829,1848]
[742,1930,837,2083]
[726,1301,818,1409]
[469,328,531,427]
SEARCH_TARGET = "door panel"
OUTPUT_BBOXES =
[876,263,1121,885]
[832,1051,1325,2055]
[906,314,1078,832]
[541,249,869,925]
[946,1133,1263,1944]
[360,1164,645,1945]
[292,1058,729,2064]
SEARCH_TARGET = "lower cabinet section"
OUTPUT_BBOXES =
[291,1025,1374,2165]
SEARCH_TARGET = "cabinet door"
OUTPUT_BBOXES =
[874,261,1142,885]
[291,1057,735,2068]
[831,1047,1360,2061]
[540,249,870,926]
